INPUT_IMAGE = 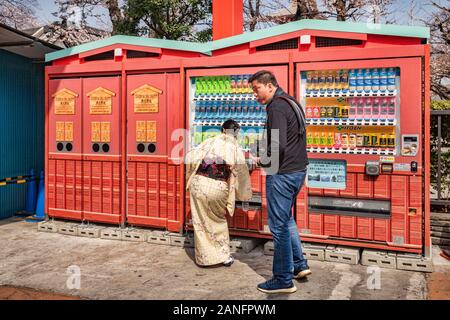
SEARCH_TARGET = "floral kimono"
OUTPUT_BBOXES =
[185,133,252,266]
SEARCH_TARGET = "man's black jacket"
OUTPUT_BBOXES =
[259,87,308,175]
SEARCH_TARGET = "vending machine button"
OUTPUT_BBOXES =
[57,142,64,151]
[137,143,146,153]
[102,143,110,153]
[411,161,418,172]
[66,143,73,152]
[148,143,156,153]
[92,143,100,153]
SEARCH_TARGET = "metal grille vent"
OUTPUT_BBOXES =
[127,50,159,59]
[255,38,299,51]
[84,50,114,62]
[316,37,363,48]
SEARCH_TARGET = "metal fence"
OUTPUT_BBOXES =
[430,110,450,206]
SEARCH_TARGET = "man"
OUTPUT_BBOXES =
[249,70,311,294]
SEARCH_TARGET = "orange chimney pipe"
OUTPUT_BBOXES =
[212,0,243,41]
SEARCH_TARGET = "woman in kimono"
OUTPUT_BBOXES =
[185,119,253,267]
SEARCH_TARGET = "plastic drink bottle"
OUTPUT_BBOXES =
[379,68,388,92]
[387,97,396,119]
[387,67,396,92]
[380,98,388,119]
[230,76,237,94]
[340,70,349,93]
[341,133,349,148]
[371,68,380,92]
[237,75,244,94]
[372,98,380,118]
[318,71,326,94]
[349,98,357,119]
[364,68,372,93]
[356,69,365,93]
[327,132,334,147]
[356,98,364,119]
[306,106,313,118]
[307,132,313,146]
[364,97,372,118]
[326,71,335,94]
[349,69,357,92]
[306,72,313,94]
[312,71,319,94]
[313,106,320,118]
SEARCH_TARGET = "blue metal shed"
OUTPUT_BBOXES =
[0,23,60,219]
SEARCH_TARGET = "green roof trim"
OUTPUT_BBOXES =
[45,35,210,62]
[45,19,430,62]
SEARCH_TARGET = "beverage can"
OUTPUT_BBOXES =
[379,133,387,147]
[333,106,341,118]
[341,133,349,148]
[340,70,349,93]
[363,134,371,147]
[356,98,364,118]
[387,134,395,147]
[341,105,349,118]
[356,134,364,147]
[349,134,357,148]
[371,134,379,147]
[380,98,388,118]
[349,98,357,118]
[334,133,342,148]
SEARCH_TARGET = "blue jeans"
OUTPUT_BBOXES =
[266,170,308,285]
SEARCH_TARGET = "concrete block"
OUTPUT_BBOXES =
[100,228,122,240]
[147,230,170,246]
[264,241,274,256]
[37,221,58,233]
[230,237,263,253]
[396,253,434,273]
[121,229,147,242]
[169,233,195,247]
[77,226,101,238]
[303,243,327,261]
[325,245,361,265]
[361,249,397,269]
[57,223,78,236]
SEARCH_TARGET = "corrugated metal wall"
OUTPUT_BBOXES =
[0,49,44,219]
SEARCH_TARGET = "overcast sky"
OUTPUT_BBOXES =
[34,0,440,31]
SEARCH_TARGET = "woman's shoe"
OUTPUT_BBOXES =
[223,256,235,267]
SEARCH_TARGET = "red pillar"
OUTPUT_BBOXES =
[212,0,243,41]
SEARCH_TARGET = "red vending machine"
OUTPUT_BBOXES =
[185,66,288,235]
[296,58,426,254]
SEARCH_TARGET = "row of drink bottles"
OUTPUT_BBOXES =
[305,67,398,94]
[307,131,396,149]
[194,75,253,96]
[194,100,265,122]
[306,97,396,120]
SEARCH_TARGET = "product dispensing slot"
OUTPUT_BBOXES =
[308,196,391,218]
[235,192,262,209]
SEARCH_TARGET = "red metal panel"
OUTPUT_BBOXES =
[357,174,373,198]
[126,73,182,231]
[374,175,391,199]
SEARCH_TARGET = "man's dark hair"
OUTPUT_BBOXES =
[221,119,240,136]
[249,70,278,87]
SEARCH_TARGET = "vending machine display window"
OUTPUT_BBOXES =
[299,67,400,156]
